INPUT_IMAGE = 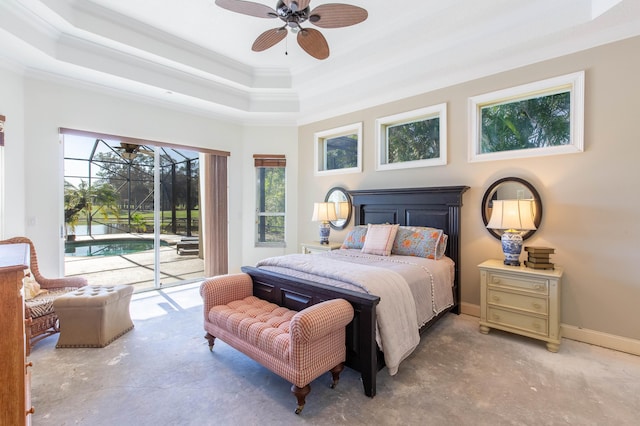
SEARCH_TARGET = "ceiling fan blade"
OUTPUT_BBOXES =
[282,0,312,12]
[297,28,329,60]
[252,28,288,52]
[309,4,368,28]
[215,0,277,18]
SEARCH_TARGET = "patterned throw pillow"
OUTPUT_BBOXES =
[341,225,368,249]
[361,224,399,256]
[436,233,448,259]
[392,226,447,259]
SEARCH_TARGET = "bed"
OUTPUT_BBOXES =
[241,185,469,397]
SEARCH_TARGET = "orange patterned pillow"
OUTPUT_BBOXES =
[392,226,447,259]
[341,226,368,249]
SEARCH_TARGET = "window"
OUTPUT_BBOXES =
[376,104,447,171]
[469,71,584,162]
[314,123,362,176]
[255,154,286,247]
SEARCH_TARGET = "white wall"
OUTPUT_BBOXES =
[0,67,26,238]
[298,36,640,344]
[1,74,297,277]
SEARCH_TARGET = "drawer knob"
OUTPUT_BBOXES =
[492,314,501,321]
[533,322,541,329]
[493,278,501,284]
[534,284,545,290]
[492,295,501,302]
[533,303,542,310]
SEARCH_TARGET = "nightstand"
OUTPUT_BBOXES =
[478,259,563,352]
[301,241,342,254]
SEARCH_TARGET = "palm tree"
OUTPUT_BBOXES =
[64,180,120,239]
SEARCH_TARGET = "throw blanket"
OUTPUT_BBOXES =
[257,254,420,375]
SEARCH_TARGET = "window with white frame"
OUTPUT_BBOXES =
[468,71,584,162]
[314,123,362,176]
[376,104,447,171]
[255,154,286,247]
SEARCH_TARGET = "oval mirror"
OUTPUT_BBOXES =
[325,187,352,230]
[482,177,543,240]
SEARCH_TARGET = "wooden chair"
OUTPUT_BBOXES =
[0,237,88,354]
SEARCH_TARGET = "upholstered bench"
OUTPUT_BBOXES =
[53,285,134,348]
[200,273,354,414]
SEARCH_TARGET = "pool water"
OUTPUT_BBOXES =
[65,239,170,257]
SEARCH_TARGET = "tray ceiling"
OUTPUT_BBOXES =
[0,0,639,125]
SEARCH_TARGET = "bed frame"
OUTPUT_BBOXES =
[241,185,468,397]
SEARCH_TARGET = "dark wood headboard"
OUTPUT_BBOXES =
[348,186,469,313]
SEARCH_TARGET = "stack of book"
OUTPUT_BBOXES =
[524,246,555,269]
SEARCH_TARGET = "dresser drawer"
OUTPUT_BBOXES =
[487,289,548,315]
[486,271,548,295]
[486,306,548,336]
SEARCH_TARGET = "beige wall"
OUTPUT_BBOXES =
[298,36,640,342]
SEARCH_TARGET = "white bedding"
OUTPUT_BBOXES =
[255,249,455,375]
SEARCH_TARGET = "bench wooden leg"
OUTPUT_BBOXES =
[291,384,311,415]
[204,333,216,351]
[330,363,344,389]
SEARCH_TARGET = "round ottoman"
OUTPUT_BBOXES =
[53,285,134,348]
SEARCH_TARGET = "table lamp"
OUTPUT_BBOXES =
[312,202,337,244]
[486,199,537,266]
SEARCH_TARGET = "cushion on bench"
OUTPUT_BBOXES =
[209,296,296,361]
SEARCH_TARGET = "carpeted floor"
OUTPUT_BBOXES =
[29,282,640,425]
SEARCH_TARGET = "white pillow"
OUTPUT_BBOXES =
[361,224,399,256]
[23,275,42,300]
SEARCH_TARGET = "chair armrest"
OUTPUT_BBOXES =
[200,273,253,319]
[37,275,88,290]
[290,299,354,344]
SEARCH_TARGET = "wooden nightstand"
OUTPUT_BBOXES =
[301,241,342,254]
[478,259,563,352]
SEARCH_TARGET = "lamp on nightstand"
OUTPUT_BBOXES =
[312,202,337,244]
[486,199,537,266]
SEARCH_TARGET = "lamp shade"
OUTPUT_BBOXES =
[311,202,338,222]
[486,199,537,231]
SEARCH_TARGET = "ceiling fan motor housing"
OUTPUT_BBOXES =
[276,1,310,27]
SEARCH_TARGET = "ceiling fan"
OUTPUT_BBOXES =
[215,0,368,60]
[115,142,154,160]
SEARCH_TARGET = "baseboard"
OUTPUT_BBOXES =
[561,324,640,357]
[460,303,640,357]
[460,302,480,318]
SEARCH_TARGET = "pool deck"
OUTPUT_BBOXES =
[64,234,204,292]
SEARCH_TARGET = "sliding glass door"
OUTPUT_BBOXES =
[62,134,204,291]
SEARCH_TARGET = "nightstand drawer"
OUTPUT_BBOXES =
[487,306,548,336]
[487,289,548,315]
[487,271,548,295]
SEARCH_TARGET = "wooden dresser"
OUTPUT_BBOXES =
[478,259,563,352]
[0,243,34,425]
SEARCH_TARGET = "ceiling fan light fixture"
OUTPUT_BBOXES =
[216,0,367,60]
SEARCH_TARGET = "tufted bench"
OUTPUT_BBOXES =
[53,285,134,348]
[200,273,354,414]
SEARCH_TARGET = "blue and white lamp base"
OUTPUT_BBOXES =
[319,222,331,245]
[501,230,523,266]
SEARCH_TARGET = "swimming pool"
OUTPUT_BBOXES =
[65,239,170,257]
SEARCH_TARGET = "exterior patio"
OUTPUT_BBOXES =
[64,234,204,293]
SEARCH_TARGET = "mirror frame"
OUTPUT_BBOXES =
[325,187,352,230]
[481,177,543,241]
